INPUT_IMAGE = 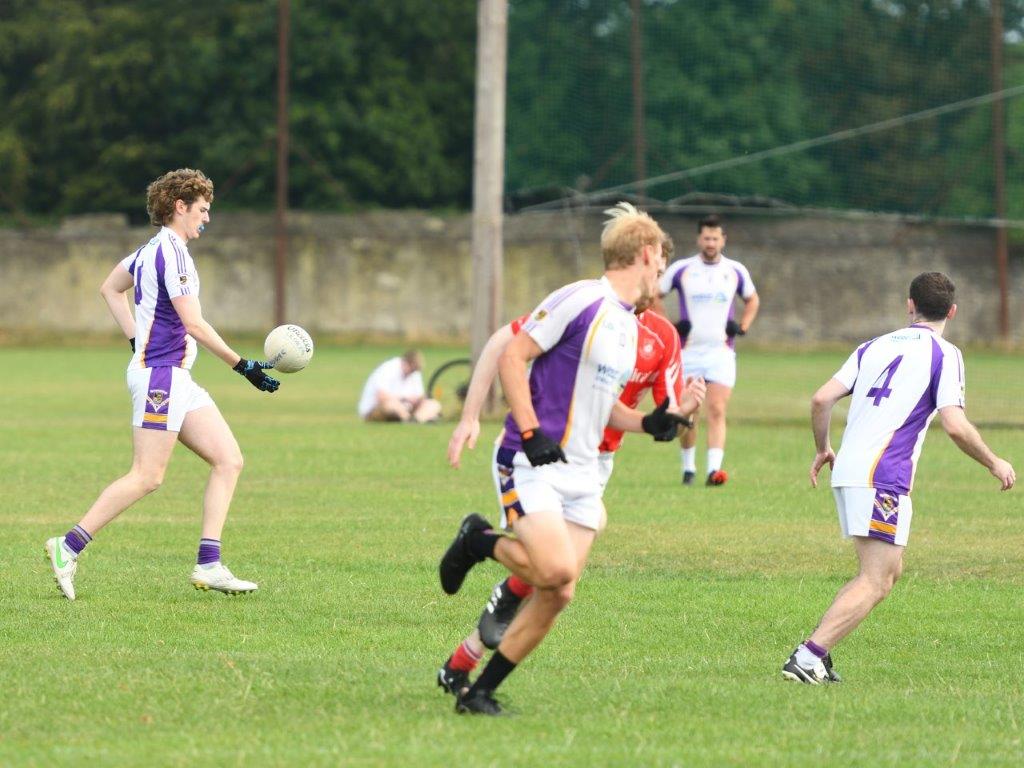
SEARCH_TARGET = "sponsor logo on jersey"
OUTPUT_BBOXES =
[690,291,730,304]
[595,363,624,388]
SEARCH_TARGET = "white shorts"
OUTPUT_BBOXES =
[127,366,214,433]
[833,486,913,546]
[493,445,606,531]
[682,345,736,388]
[597,452,614,489]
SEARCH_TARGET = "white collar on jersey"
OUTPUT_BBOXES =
[693,252,726,266]
[161,225,187,247]
[599,275,635,311]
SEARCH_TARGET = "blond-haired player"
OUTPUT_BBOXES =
[436,203,692,715]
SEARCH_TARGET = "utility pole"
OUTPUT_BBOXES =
[991,0,1010,342]
[275,0,290,326]
[631,0,646,200]
[470,0,508,413]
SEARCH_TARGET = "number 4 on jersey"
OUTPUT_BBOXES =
[867,355,904,406]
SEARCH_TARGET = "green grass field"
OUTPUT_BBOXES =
[2,346,1022,767]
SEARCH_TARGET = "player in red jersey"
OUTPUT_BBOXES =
[439,285,706,698]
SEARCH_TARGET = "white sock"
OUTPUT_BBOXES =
[795,643,824,668]
[707,448,724,473]
[681,447,696,473]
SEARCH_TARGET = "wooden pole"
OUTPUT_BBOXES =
[470,0,508,413]
[631,0,646,200]
[992,0,1010,342]
[275,0,290,326]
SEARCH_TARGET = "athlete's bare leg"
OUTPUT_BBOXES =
[809,536,904,649]
[77,427,178,534]
[496,516,595,663]
[177,405,244,540]
[705,382,732,450]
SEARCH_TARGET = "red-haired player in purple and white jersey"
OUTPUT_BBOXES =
[43,169,280,601]
[437,240,706,708]
[655,214,759,486]
[782,272,1014,684]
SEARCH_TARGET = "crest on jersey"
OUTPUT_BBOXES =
[533,309,548,322]
[641,340,655,357]
[147,389,170,411]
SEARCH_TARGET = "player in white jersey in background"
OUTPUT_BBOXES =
[782,272,1015,684]
[44,169,280,601]
[655,214,759,486]
[436,203,691,715]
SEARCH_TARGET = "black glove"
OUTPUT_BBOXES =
[641,398,693,442]
[233,358,280,393]
[521,427,567,466]
[725,319,745,338]
[129,337,136,353]
[675,319,692,339]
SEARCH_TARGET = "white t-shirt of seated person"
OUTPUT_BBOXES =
[357,357,426,417]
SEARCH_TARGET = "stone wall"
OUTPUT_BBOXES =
[1,210,1018,345]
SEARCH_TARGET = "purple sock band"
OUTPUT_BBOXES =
[805,640,828,659]
[197,539,221,565]
[64,525,92,555]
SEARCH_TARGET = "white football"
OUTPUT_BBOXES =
[264,324,314,373]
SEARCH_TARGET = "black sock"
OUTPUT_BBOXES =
[465,528,501,561]
[469,650,517,694]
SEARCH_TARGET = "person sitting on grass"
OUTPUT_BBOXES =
[357,349,441,423]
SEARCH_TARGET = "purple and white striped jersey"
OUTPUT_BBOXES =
[831,324,966,494]
[659,254,755,349]
[119,227,199,370]
[502,277,638,465]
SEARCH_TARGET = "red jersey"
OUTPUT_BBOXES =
[508,310,683,454]
[599,310,682,452]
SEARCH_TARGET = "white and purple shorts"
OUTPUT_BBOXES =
[833,486,914,547]
[492,445,605,532]
[128,366,214,433]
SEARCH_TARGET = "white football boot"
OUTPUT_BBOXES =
[44,537,78,601]
[781,649,830,685]
[190,562,258,595]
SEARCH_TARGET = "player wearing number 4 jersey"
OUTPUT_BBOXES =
[782,272,1015,684]
[43,169,279,601]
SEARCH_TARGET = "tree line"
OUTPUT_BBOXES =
[1,1,1021,220]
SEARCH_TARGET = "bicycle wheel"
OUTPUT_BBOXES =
[426,357,472,420]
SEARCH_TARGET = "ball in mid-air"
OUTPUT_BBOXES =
[264,324,314,373]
